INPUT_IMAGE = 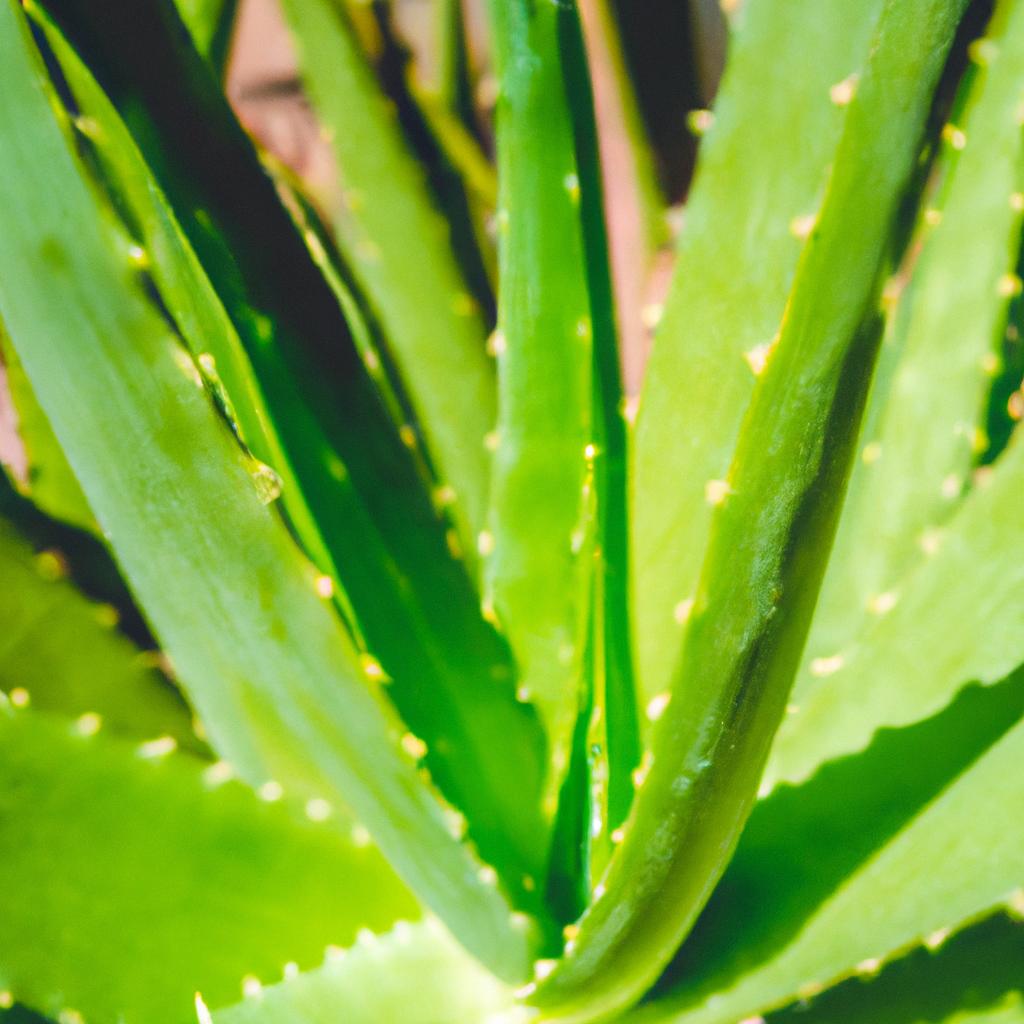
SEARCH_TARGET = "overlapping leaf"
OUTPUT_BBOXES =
[0,0,530,979]
[0,704,418,1024]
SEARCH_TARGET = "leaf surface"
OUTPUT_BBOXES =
[531,0,969,1017]
[767,426,1024,789]
[278,0,495,561]
[0,705,418,1024]
[631,0,887,710]
[31,0,551,914]
[789,0,1024,722]
[0,0,530,980]
[483,0,596,817]
[633,696,1024,1024]
[214,920,514,1024]
[0,500,199,751]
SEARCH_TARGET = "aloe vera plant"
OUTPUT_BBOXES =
[1,0,1023,1021]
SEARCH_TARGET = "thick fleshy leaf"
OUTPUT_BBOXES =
[767,913,1024,1024]
[0,704,418,1024]
[531,0,969,1017]
[631,0,887,711]
[30,0,551,918]
[789,0,1024,727]
[0,497,199,751]
[214,920,514,1024]
[0,0,530,980]
[0,328,94,534]
[483,0,595,816]
[172,0,235,67]
[766,426,1024,789]
[278,0,495,563]
[632,689,1024,1024]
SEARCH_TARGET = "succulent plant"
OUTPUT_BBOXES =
[1,0,1023,1021]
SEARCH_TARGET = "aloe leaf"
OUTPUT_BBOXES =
[408,84,499,293]
[214,919,514,1024]
[559,1,640,870]
[767,425,1024,789]
[278,0,495,562]
[432,0,476,131]
[32,0,550,912]
[632,692,1024,1024]
[0,0,530,981]
[631,0,887,710]
[0,327,94,534]
[0,703,418,1024]
[531,1,968,1018]
[483,0,596,815]
[172,0,235,69]
[0,490,200,752]
[30,5,373,645]
[792,0,1024,716]
[646,665,1024,1019]
[767,913,1024,1024]
[0,464,157,650]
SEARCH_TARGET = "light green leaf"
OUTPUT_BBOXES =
[559,0,641,883]
[172,0,235,69]
[483,0,595,814]
[214,920,514,1024]
[631,0,886,711]
[279,0,495,563]
[531,0,968,1017]
[767,427,1024,789]
[791,0,1024,719]
[0,493,200,752]
[0,327,94,534]
[0,0,530,981]
[767,912,1024,1024]
[0,704,418,1024]
[632,694,1024,1024]
[31,0,551,915]
[643,665,1024,1020]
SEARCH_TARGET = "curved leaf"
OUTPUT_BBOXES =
[631,0,887,711]
[214,920,514,1024]
[0,704,418,1024]
[0,0,531,980]
[532,0,969,1017]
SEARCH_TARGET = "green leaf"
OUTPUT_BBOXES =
[631,694,1024,1024]
[0,465,156,651]
[631,0,886,711]
[766,913,1024,1024]
[790,0,1024,724]
[0,0,530,981]
[172,0,235,70]
[647,665,1024,1019]
[0,493,201,752]
[213,920,513,1024]
[767,426,1024,789]
[0,704,418,1024]
[278,0,495,563]
[0,326,94,534]
[483,0,596,812]
[431,0,475,129]
[32,0,551,914]
[531,0,969,1017]
[559,0,641,880]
